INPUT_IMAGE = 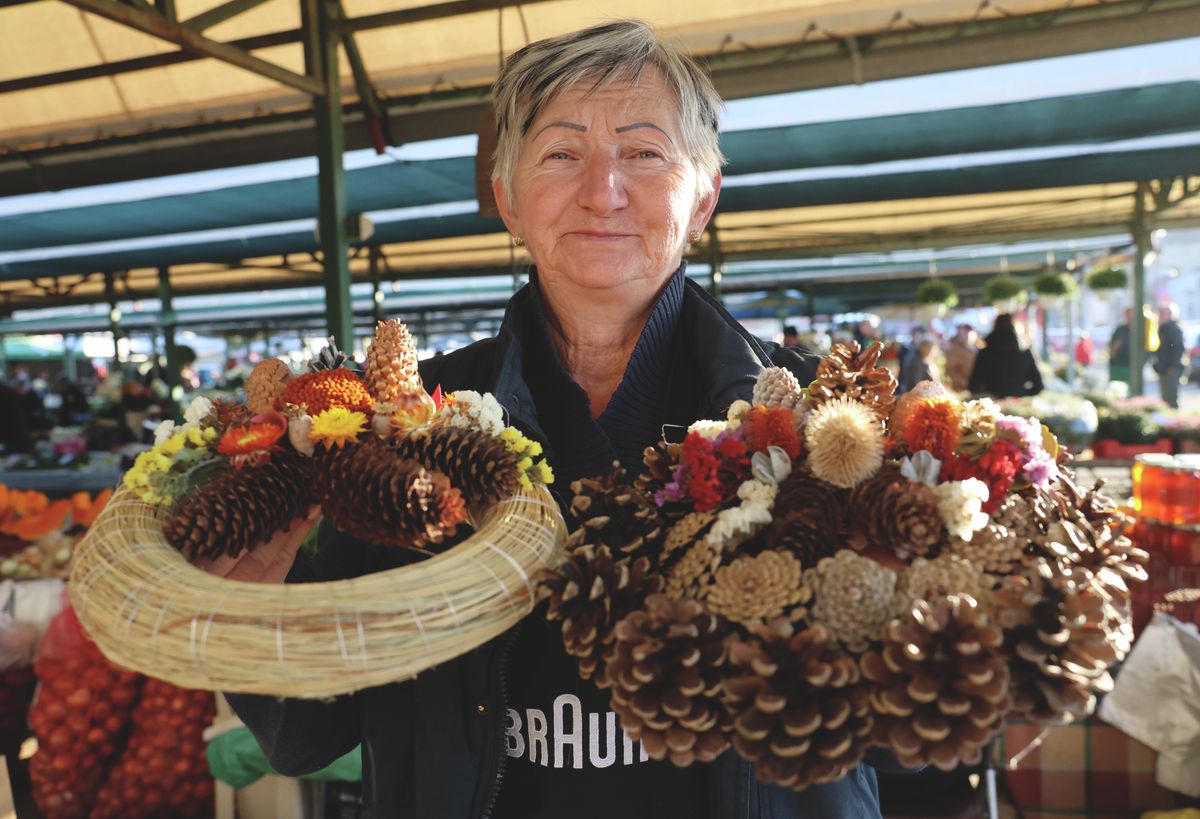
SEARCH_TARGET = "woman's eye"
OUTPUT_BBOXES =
[634,149,661,159]
[545,150,572,160]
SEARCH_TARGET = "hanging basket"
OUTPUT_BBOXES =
[985,275,1027,313]
[1087,266,1129,293]
[69,484,566,698]
[915,280,959,314]
[1033,273,1078,307]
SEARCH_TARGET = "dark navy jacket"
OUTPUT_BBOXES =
[228,277,884,818]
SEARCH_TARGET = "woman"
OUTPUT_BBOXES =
[212,21,883,818]
[943,324,977,392]
[967,313,1044,398]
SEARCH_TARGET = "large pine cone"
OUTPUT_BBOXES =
[395,426,518,508]
[539,544,663,683]
[766,469,849,567]
[948,493,1031,574]
[850,466,943,561]
[724,621,872,790]
[568,469,666,562]
[991,564,1126,725]
[605,594,731,766]
[861,595,1010,770]
[316,437,465,549]
[164,450,314,560]
[705,550,810,625]
[806,341,896,421]
[364,319,422,403]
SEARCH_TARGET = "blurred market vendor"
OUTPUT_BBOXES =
[968,313,1044,398]
[208,20,885,819]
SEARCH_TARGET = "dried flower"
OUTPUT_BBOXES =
[932,479,990,541]
[706,551,808,624]
[902,400,962,461]
[743,404,802,459]
[309,408,368,449]
[805,549,899,651]
[706,479,777,546]
[804,398,884,489]
[435,390,505,436]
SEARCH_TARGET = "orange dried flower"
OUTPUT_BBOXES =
[218,412,288,457]
[742,404,802,459]
[282,369,373,415]
[902,400,962,461]
[2,499,70,541]
[69,488,113,530]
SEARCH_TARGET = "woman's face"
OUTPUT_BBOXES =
[493,66,719,303]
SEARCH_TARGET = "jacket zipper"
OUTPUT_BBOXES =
[479,621,522,819]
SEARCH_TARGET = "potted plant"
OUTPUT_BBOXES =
[1092,409,1173,458]
[915,279,958,317]
[1032,272,1078,307]
[985,275,1027,314]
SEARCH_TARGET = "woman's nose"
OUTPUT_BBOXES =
[575,154,627,214]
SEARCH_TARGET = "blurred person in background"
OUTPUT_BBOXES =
[782,324,800,347]
[943,324,977,392]
[1074,332,1094,369]
[1155,303,1186,408]
[1109,307,1132,385]
[968,313,1043,398]
[899,339,941,391]
[0,381,34,452]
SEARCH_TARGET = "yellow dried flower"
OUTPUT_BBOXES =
[309,408,368,449]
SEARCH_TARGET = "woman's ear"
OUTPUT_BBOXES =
[689,171,722,237]
[492,177,520,236]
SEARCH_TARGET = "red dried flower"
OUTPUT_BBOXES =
[902,400,961,461]
[940,438,1022,512]
[742,405,801,459]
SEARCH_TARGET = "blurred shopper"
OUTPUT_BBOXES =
[944,324,978,392]
[1109,308,1133,385]
[1074,332,1094,368]
[968,313,1044,398]
[1155,303,1186,408]
[782,325,800,347]
[900,339,941,392]
[0,382,34,452]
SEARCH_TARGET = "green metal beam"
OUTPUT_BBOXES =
[304,0,353,350]
[1131,182,1149,398]
[157,267,182,422]
[59,0,324,96]
[182,0,272,32]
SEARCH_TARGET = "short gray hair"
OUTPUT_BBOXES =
[491,20,725,206]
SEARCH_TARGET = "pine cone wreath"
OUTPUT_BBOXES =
[850,466,943,561]
[365,319,422,403]
[766,469,848,567]
[724,621,872,790]
[705,550,810,625]
[567,469,666,561]
[861,595,1010,771]
[605,594,731,766]
[806,341,896,421]
[805,550,899,652]
[163,450,315,561]
[539,544,663,683]
[395,426,518,508]
[245,358,292,414]
[316,437,466,549]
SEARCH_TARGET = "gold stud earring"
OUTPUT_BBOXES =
[688,230,702,244]
[512,235,525,247]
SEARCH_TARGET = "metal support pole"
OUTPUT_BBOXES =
[0,335,7,382]
[105,271,124,371]
[157,267,182,421]
[369,246,384,325]
[1131,182,1150,398]
[304,0,353,351]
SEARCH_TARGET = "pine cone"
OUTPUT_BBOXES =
[605,594,731,766]
[766,469,849,567]
[947,494,1031,574]
[705,550,810,624]
[394,426,518,508]
[892,555,994,618]
[807,341,896,421]
[568,469,666,561]
[635,442,683,503]
[666,539,722,600]
[724,621,872,789]
[805,550,898,652]
[850,466,943,560]
[539,544,663,683]
[316,437,465,549]
[365,319,422,404]
[245,358,292,414]
[861,596,1010,770]
[164,451,315,560]
[752,367,805,410]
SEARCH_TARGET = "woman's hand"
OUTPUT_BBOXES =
[192,505,321,583]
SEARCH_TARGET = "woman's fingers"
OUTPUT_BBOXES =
[192,506,321,583]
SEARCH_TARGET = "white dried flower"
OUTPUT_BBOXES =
[687,419,728,440]
[436,390,505,436]
[153,420,177,446]
[184,395,214,426]
[933,478,991,541]
[725,399,751,429]
[706,479,777,546]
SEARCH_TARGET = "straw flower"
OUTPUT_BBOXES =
[309,408,368,449]
[902,399,962,461]
[804,398,884,489]
[933,478,991,541]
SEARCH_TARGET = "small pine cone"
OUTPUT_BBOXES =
[539,544,664,683]
[805,550,898,652]
[806,341,897,421]
[752,367,805,410]
[766,469,849,567]
[947,494,1028,574]
[365,319,422,403]
[395,426,518,508]
[635,442,683,500]
[666,539,722,600]
[316,437,465,549]
[164,451,314,560]
[661,510,718,566]
[246,358,292,414]
[724,621,872,790]
[892,555,994,617]
[705,550,810,624]
[568,469,666,561]
[605,594,731,766]
[850,466,943,561]
[861,596,1010,770]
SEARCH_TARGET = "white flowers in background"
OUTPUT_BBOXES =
[437,390,505,436]
[184,395,214,426]
[687,419,729,440]
[153,420,177,446]
[933,478,991,540]
[900,450,942,486]
[706,478,777,546]
[751,446,793,486]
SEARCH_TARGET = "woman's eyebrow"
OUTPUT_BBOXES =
[615,122,674,143]
[533,121,586,138]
